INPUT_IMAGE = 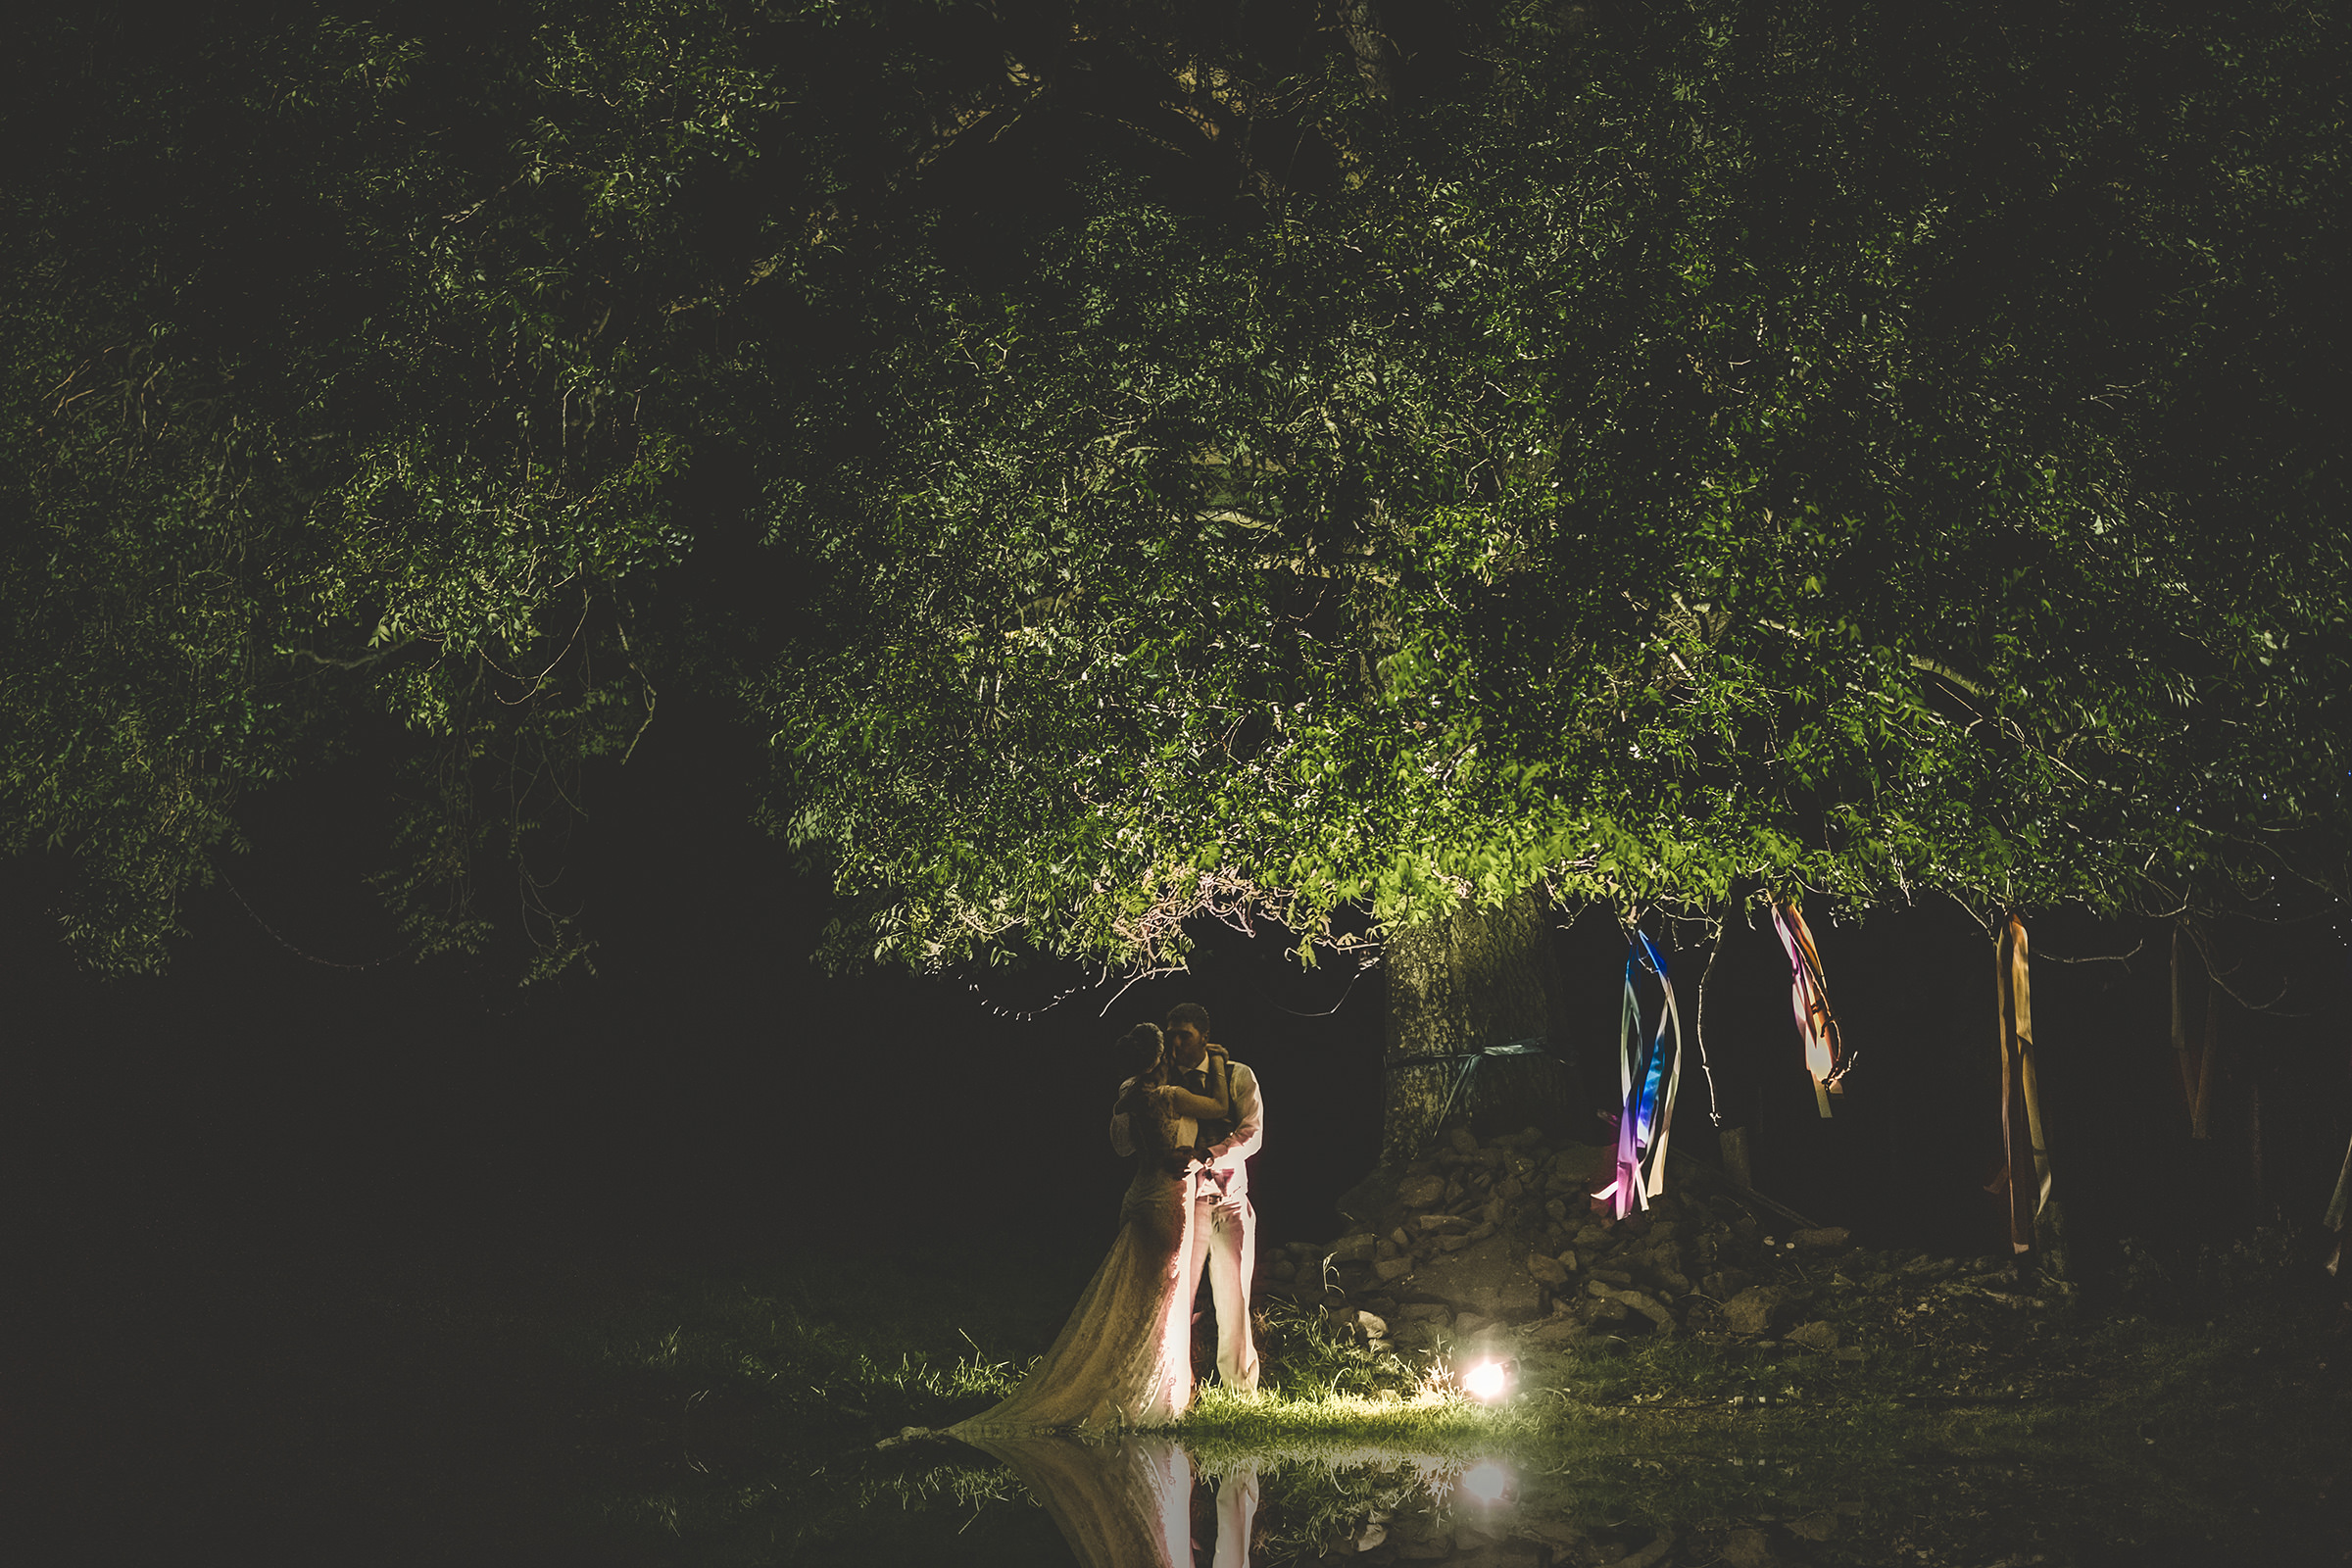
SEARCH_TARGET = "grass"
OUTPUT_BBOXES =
[547,1228,2349,1564]
[23,1216,2344,1565]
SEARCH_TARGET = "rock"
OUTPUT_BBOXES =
[1722,1286,1793,1336]
[1527,1253,1572,1289]
[1416,1213,1472,1235]
[1544,1198,1571,1226]
[1376,1238,1399,1260]
[1481,1196,1507,1227]
[1587,1280,1675,1328]
[1591,1267,1635,1287]
[1355,1310,1390,1340]
[1786,1320,1840,1353]
[1447,1128,1481,1155]
[1521,1516,1587,1548]
[1269,1258,1298,1281]
[1330,1233,1378,1265]
[1499,1177,1525,1201]
[1375,1256,1416,1284]
[1719,1527,1778,1568]
[1390,1227,1412,1250]
[1573,1224,1612,1250]
[1552,1144,1616,1182]
[1702,1268,1754,1300]
[1439,1234,1470,1253]
[1396,1522,1452,1559]
[1793,1226,1852,1252]
[1467,1222,1496,1243]
[1422,1233,1549,1323]
[1612,1527,1679,1568]
[1454,1311,1492,1335]
[1646,1266,1694,1298]
[1529,1316,1588,1347]
[1336,1167,1403,1227]
[1401,1301,1452,1322]
[1395,1175,1448,1209]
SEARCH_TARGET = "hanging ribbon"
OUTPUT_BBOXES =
[1594,931,1684,1221]
[1772,899,1848,1117]
[2324,1133,2350,1279]
[1993,912,2053,1256]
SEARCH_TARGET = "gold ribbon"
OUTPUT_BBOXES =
[1995,913,2052,1255]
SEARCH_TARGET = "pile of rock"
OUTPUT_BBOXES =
[1253,1123,1868,1357]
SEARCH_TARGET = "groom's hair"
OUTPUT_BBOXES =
[1166,1002,1211,1037]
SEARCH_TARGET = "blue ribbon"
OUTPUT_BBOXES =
[1625,932,1673,1145]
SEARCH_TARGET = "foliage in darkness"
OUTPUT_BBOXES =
[3,0,2344,977]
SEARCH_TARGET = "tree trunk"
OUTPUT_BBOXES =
[1379,891,1571,1164]
[2171,923,2198,1115]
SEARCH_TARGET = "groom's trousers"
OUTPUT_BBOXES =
[1182,1183,1260,1393]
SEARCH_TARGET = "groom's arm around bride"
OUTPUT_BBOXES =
[1110,1004,1264,1394]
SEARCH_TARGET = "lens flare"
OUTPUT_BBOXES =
[1463,1359,1508,1400]
[1461,1461,1511,1503]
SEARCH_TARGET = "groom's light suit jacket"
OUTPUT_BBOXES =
[1107,1058,1264,1200]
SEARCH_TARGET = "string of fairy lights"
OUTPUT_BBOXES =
[963,977,1092,1022]
[962,948,1377,1023]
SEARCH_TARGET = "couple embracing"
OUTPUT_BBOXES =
[954,1004,1264,1435]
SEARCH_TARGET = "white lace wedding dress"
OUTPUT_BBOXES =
[953,1085,1199,1434]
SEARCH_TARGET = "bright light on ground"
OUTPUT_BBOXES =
[1463,1360,1508,1400]
[1461,1461,1511,1503]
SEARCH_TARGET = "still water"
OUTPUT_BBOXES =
[748,1414,2293,1568]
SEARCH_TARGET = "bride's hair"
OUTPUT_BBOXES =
[1117,1022,1165,1078]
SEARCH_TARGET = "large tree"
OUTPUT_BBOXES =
[753,0,2352,1149]
[6,0,2347,1159]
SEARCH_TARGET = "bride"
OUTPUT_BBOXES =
[954,1022,1231,1434]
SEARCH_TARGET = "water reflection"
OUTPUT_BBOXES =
[958,1435,1559,1567]
[956,1434,1257,1568]
[1457,1459,1511,1506]
[941,1432,1915,1565]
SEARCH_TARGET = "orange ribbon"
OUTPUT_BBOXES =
[1772,900,1847,1117]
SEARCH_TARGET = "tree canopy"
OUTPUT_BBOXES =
[6,0,2346,980]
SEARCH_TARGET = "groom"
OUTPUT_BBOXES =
[1110,1002,1262,1394]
